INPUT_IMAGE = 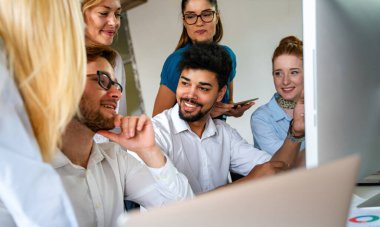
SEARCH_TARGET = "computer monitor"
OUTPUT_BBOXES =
[303,0,380,180]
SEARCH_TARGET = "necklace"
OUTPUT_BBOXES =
[276,96,296,109]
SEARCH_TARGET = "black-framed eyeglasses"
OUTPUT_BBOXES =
[183,10,216,25]
[95,70,123,93]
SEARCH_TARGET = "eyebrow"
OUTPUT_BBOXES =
[199,82,212,87]
[99,5,121,11]
[180,75,190,81]
[184,9,214,14]
[180,75,212,87]
[274,67,301,71]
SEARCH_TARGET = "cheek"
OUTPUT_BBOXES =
[209,22,217,34]
[87,16,105,31]
[273,78,282,89]
[116,20,121,30]
[294,76,304,86]
[185,25,194,36]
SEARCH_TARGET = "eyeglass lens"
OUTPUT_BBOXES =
[97,71,123,93]
[184,10,215,25]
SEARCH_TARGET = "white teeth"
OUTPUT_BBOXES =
[184,102,196,108]
[102,105,114,109]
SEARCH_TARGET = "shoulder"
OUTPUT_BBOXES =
[161,47,188,81]
[98,142,124,158]
[251,95,278,120]
[152,108,173,132]
[220,45,236,60]
[252,102,272,120]
[213,118,236,134]
[164,45,189,65]
[97,142,143,167]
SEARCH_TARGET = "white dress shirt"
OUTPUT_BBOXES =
[153,104,271,194]
[0,40,78,226]
[52,142,193,227]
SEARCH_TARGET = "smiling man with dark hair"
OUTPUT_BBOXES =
[153,43,305,194]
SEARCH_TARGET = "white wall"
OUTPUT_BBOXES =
[127,0,302,143]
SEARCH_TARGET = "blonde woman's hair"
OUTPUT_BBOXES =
[82,0,104,16]
[0,0,86,162]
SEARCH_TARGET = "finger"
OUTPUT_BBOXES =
[120,117,130,138]
[137,115,149,131]
[113,114,123,127]
[240,102,254,110]
[216,102,234,108]
[127,117,138,137]
[245,101,256,107]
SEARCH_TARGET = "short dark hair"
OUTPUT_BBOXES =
[86,45,117,68]
[179,43,231,90]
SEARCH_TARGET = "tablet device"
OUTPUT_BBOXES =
[233,98,258,108]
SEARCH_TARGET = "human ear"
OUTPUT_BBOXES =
[217,85,227,102]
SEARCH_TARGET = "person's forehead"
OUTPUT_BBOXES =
[95,0,121,10]
[87,57,115,78]
[184,0,215,13]
[181,68,217,84]
[274,55,302,68]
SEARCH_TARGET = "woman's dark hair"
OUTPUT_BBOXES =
[179,43,231,90]
[175,0,223,50]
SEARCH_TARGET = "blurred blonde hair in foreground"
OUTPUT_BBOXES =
[0,0,86,162]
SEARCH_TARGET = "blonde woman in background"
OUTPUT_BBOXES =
[0,0,86,226]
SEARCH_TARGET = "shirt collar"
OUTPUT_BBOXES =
[52,142,105,169]
[268,93,292,122]
[170,104,217,139]
[171,104,191,134]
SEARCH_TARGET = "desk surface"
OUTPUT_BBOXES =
[355,185,380,200]
[347,186,380,226]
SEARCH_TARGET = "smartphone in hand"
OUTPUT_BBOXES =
[232,98,259,108]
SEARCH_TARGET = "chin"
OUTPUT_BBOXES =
[193,38,212,44]
[279,92,294,100]
[97,37,114,46]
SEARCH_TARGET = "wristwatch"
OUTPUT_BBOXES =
[287,119,305,143]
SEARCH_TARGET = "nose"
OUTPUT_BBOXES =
[108,15,120,27]
[107,85,122,100]
[186,85,198,99]
[282,73,291,85]
[195,15,204,26]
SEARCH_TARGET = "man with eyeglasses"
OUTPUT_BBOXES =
[52,45,193,227]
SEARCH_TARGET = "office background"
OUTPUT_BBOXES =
[126,0,302,143]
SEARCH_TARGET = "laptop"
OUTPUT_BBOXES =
[119,155,359,227]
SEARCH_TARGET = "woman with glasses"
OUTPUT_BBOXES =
[0,0,86,226]
[251,36,305,155]
[152,0,254,119]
